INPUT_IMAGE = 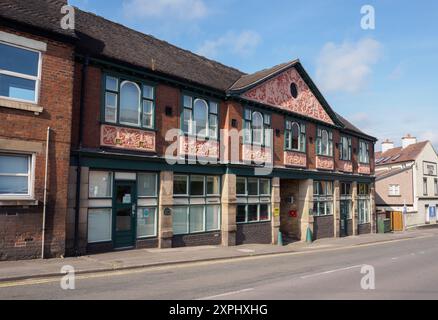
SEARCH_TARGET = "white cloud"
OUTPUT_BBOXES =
[315,38,383,93]
[123,0,208,20]
[197,31,261,59]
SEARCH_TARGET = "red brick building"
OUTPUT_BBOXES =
[0,0,75,259]
[0,0,377,259]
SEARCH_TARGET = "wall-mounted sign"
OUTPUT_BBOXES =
[273,208,280,217]
[122,194,131,204]
[164,207,172,216]
[289,210,298,218]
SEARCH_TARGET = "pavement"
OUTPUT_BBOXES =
[0,228,435,283]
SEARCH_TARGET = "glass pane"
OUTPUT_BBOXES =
[173,207,188,234]
[247,178,258,195]
[206,176,219,195]
[0,43,39,76]
[143,85,154,99]
[326,202,333,215]
[291,123,300,149]
[0,176,28,194]
[89,171,112,198]
[88,208,112,243]
[183,109,192,134]
[260,204,270,221]
[237,205,246,223]
[105,92,117,123]
[137,207,156,237]
[142,100,154,128]
[138,173,157,197]
[116,208,132,231]
[243,121,251,143]
[210,102,218,114]
[209,114,218,138]
[106,76,118,91]
[0,74,36,102]
[252,112,263,144]
[190,206,204,233]
[260,179,270,195]
[120,82,140,125]
[183,96,192,108]
[248,205,258,222]
[0,154,29,174]
[206,205,220,231]
[236,177,246,195]
[264,114,271,125]
[264,127,271,147]
[173,175,188,195]
[193,99,208,136]
[190,175,204,196]
[116,185,133,205]
[244,109,251,120]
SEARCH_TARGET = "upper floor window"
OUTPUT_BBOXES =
[182,95,218,139]
[340,136,352,161]
[423,178,428,196]
[0,153,34,199]
[316,128,333,157]
[359,140,370,164]
[0,42,41,104]
[104,75,155,129]
[285,120,306,152]
[243,108,271,147]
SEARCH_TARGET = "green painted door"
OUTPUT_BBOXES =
[113,181,136,249]
[340,200,349,237]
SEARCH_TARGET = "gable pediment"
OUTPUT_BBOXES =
[240,67,335,125]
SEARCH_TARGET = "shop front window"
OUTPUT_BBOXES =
[313,181,333,216]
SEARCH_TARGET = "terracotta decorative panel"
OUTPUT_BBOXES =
[316,155,334,170]
[179,136,219,159]
[100,124,156,152]
[358,164,371,175]
[242,145,272,164]
[284,151,307,168]
[242,67,334,125]
[338,160,353,173]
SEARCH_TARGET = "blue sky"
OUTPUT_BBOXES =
[69,0,438,150]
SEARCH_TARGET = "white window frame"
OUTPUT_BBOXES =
[172,205,221,235]
[236,203,271,224]
[119,80,141,127]
[137,206,158,238]
[0,151,35,200]
[359,140,370,164]
[87,208,113,243]
[0,41,42,104]
[173,174,189,197]
[137,172,158,198]
[388,184,400,196]
[88,171,113,199]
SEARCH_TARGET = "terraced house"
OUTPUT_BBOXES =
[0,0,377,259]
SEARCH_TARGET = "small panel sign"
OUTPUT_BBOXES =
[164,207,172,216]
[122,194,131,204]
[274,207,280,217]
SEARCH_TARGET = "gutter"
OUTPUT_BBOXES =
[74,55,89,256]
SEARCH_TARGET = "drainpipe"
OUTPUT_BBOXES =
[74,55,89,256]
[41,127,51,259]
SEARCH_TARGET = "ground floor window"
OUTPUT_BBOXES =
[358,183,371,224]
[0,152,34,198]
[137,207,157,238]
[237,204,270,223]
[313,181,333,216]
[172,205,221,235]
[88,208,112,243]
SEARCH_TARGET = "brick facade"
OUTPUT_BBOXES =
[0,27,74,260]
[236,222,272,245]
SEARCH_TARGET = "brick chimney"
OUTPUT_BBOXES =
[402,134,417,149]
[381,139,394,153]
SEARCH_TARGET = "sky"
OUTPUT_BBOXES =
[69,0,438,151]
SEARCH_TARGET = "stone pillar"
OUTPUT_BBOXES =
[333,180,341,238]
[158,171,173,249]
[271,177,281,245]
[221,173,237,246]
[370,182,376,233]
[298,179,314,241]
[352,181,358,236]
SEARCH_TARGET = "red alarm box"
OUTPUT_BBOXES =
[289,210,298,218]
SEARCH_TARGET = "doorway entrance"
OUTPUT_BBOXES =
[113,181,137,249]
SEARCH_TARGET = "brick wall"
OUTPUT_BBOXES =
[313,215,334,239]
[358,223,371,235]
[0,27,75,260]
[236,222,272,245]
[172,232,221,247]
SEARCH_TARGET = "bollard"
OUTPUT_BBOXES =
[277,231,284,246]
[306,226,313,244]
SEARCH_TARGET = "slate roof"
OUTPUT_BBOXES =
[375,141,429,165]
[0,0,76,39]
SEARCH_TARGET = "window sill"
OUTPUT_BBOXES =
[0,199,38,206]
[0,98,43,115]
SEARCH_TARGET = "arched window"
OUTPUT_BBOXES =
[120,81,141,125]
[252,111,263,144]
[193,99,208,136]
[291,122,300,149]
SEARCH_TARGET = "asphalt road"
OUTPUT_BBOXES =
[1,232,438,300]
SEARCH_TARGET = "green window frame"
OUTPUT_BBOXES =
[316,127,333,157]
[313,181,334,216]
[243,108,272,147]
[103,74,156,130]
[182,94,219,140]
[285,120,306,152]
[339,136,352,161]
[358,140,370,164]
[236,176,271,224]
